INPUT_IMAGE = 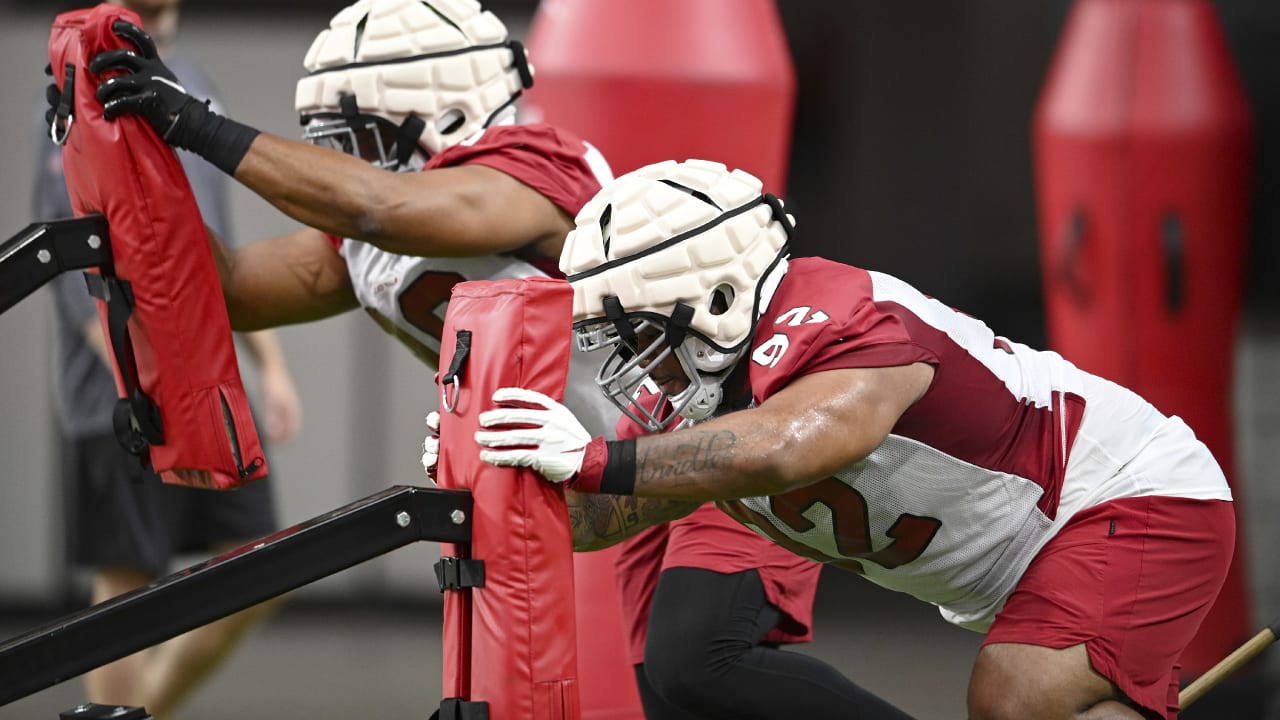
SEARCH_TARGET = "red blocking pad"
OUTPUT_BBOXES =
[436,277,580,720]
[1034,0,1253,674]
[49,5,265,489]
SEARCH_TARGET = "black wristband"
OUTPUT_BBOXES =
[601,439,636,496]
[169,99,260,176]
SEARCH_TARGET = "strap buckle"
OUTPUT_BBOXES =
[433,556,485,592]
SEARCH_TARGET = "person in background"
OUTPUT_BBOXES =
[32,0,302,716]
[473,158,1235,720]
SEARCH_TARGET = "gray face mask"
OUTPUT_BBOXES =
[576,316,740,433]
[301,114,419,172]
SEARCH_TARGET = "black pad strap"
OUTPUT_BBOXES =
[50,63,75,145]
[85,272,164,451]
[439,330,472,387]
[434,556,485,592]
[112,398,149,457]
[339,92,359,118]
[434,698,490,720]
[440,329,472,413]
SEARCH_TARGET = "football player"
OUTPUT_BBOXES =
[474,159,1236,720]
[82,2,892,717]
[87,0,614,433]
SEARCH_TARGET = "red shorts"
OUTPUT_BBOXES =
[984,495,1235,719]
[614,503,823,665]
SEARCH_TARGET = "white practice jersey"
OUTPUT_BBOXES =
[719,258,1231,631]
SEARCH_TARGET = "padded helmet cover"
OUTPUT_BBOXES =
[295,0,532,157]
[560,159,792,429]
[562,159,792,354]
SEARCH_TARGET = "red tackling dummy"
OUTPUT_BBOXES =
[1033,0,1253,675]
[48,5,266,489]
[436,277,580,719]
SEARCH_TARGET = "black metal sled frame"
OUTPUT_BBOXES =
[0,485,473,705]
[0,215,110,314]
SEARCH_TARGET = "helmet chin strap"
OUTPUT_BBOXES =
[331,91,426,171]
[397,152,428,173]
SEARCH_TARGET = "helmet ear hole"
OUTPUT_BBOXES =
[709,285,735,316]
[436,108,466,135]
[353,14,368,57]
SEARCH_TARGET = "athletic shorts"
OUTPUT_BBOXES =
[983,495,1235,719]
[614,503,823,665]
[63,432,279,577]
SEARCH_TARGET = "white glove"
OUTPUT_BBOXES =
[475,387,592,482]
[421,411,440,484]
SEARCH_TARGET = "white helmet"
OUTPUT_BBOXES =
[562,159,794,432]
[294,0,533,170]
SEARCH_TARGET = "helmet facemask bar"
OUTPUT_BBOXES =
[302,113,405,170]
[575,305,743,433]
[579,316,676,432]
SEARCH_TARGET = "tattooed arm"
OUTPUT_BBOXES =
[474,365,933,504]
[565,490,700,552]
[629,364,935,501]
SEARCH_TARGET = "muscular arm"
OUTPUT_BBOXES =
[626,363,936,502]
[206,224,359,331]
[566,489,700,552]
[231,134,573,258]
